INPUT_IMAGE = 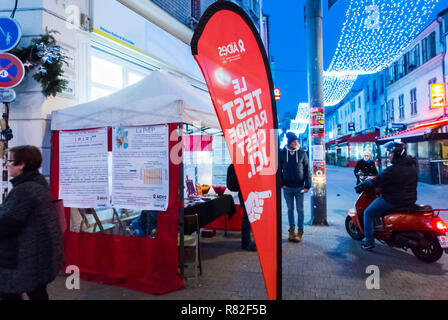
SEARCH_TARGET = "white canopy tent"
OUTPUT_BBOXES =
[51,70,220,131]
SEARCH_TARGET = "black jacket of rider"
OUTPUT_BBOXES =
[365,156,418,207]
[354,159,378,180]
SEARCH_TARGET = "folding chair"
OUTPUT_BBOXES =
[179,214,202,287]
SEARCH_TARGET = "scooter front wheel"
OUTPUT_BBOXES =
[411,235,443,263]
[345,216,364,241]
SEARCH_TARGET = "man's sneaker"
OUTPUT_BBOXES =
[361,243,375,251]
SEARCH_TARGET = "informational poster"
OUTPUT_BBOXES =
[312,145,325,162]
[310,107,325,137]
[59,128,109,208]
[112,125,169,211]
[192,2,280,300]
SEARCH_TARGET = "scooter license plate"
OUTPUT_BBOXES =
[438,236,448,248]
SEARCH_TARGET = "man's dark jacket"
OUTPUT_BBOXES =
[369,156,418,207]
[354,159,378,178]
[354,159,378,185]
[279,147,311,189]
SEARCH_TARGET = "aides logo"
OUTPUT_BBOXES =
[218,40,246,62]
[153,194,167,200]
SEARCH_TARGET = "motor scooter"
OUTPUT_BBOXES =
[346,180,448,263]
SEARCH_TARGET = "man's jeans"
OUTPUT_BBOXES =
[284,187,304,230]
[363,196,394,246]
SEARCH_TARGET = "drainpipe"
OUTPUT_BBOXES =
[115,0,194,45]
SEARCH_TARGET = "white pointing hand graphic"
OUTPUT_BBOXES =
[245,190,272,223]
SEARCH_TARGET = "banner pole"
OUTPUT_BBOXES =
[276,130,282,300]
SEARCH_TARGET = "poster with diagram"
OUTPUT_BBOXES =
[59,128,109,208]
[112,125,169,211]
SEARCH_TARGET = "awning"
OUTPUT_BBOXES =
[325,134,351,149]
[346,130,379,143]
[378,117,448,143]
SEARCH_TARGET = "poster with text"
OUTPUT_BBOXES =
[112,125,169,211]
[191,1,280,300]
[59,128,109,208]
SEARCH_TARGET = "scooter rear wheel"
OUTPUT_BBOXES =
[411,234,443,263]
[345,216,364,241]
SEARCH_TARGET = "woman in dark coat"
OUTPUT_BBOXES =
[0,145,65,300]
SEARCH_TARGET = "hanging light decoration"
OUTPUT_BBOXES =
[322,0,439,106]
[290,103,310,134]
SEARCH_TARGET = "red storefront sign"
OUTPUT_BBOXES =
[191,1,280,300]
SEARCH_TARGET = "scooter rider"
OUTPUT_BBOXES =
[356,141,418,250]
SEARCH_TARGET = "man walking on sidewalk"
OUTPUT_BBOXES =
[279,132,311,243]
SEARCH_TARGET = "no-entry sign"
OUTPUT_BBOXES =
[0,53,24,88]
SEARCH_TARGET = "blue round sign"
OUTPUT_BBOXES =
[0,17,22,52]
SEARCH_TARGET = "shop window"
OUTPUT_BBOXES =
[398,94,404,120]
[407,143,418,158]
[128,72,144,86]
[410,88,417,116]
[418,141,428,158]
[91,55,123,89]
[397,56,404,79]
[387,99,394,122]
[393,62,398,81]
[91,87,116,100]
[428,31,436,59]
[379,73,384,94]
[191,0,201,20]
[413,44,420,68]
[421,32,436,64]
[428,77,437,109]
[89,50,150,101]
[422,37,428,63]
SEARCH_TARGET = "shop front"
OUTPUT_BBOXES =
[377,117,448,184]
[325,130,379,167]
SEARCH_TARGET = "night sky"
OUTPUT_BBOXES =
[263,0,448,118]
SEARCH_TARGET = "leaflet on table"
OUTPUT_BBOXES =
[59,128,109,208]
[112,125,169,211]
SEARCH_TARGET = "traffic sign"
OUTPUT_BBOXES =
[0,53,24,88]
[0,17,22,52]
[391,123,406,130]
[0,88,16,102]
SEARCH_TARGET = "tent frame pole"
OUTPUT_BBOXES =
[178,122,185,279]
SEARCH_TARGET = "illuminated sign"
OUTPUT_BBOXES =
[274,88,281,101]
[430,84,446,108]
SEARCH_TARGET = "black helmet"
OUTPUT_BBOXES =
[385,141,406,157]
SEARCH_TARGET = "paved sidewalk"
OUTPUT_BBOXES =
[48,166,448,300]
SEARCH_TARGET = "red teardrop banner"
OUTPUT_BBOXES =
[191,1,281,300]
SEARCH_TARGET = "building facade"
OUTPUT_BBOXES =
[0,0,269,183]
[325,8,448,184]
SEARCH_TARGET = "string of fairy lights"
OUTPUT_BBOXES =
[323,0,439,106]
[285,0,440,142]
